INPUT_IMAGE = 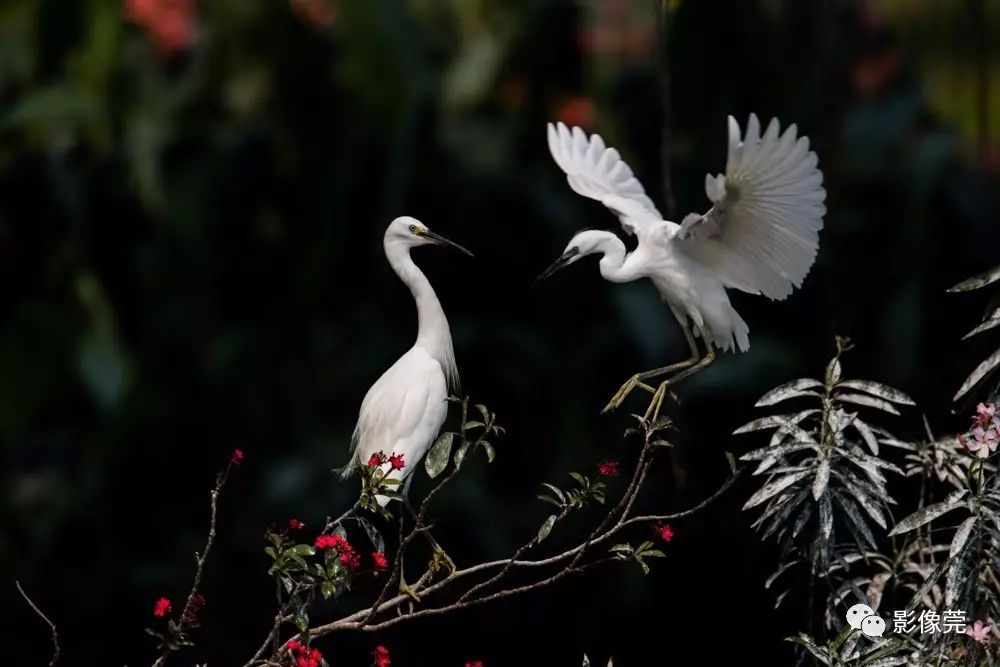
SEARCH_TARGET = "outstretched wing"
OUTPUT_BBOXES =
[675,114,826,300]
[547,122,662,236]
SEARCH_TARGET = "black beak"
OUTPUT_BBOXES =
[534,248,579,285]
[424,229,473,257]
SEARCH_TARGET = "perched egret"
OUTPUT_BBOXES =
[348,216,471,500]
[539,115,826,419]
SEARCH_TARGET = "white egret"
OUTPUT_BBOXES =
[539,115,825,419]
[348,216,471,500]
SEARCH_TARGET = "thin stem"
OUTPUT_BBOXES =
[16,581,60,667]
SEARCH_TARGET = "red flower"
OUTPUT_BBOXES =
[388,453,405,470]
[231,448,245,464]
[290,0,337,28]
[315,534,346,550]
[289,518,305,531]
[653,522,675,543]
[124,0,197,56]
[372,551,389,572]
[466,662,484,667]
[287,640,324,667]
[374,645,392,667]
[153,597,171,617]
[597,460,620,477]
[367,451,387,467]
[191,593,206,607]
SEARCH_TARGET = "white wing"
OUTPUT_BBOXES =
[547,122,662,235]
[675,114,826,300]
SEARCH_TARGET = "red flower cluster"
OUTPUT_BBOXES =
[231,448,245,464]
[314,534,361,568]
[597,460,621,477]
[123,0,197,56]
[374,645,391,667]
[287,639,324,667]
[367,451,405,470]
[289,518,305,531]
[372,551,389,572]
[653,522,675,543]
[153,597,171,617]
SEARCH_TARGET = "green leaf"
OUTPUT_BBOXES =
[359,517,385,554]
[541,483,565,503]
[425,432,454,479]
[888,490,968,536]
[264,546,278,559]
[475,404,490,421]
[463,420,485,430]
[321,581,335,599]
[482,441,496,463]
[569,472,588,487]
[454,442,472,468]
[537,514,557,542]
[609,543,633,556]
[290,544,316,557]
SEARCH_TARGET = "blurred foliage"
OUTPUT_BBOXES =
[0,0,998,665]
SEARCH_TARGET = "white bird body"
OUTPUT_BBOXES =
[349,216,469,501]
[542,114,825,355]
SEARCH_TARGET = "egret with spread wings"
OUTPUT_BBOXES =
[538,115,825,419]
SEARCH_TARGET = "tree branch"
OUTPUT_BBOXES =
[16,580,60,667]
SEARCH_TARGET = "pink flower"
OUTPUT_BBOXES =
[976,403,997,427]
[966,619,992,643]
[231,448,245,464]
[964,426,1000,459]
[153,597,171,617]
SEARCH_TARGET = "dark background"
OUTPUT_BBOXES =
[2,0,998,665]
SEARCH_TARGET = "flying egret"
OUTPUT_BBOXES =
[538,115,825,420]
[349,216,471,497]
[347,216,471,583]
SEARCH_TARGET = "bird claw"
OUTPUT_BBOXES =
[398,580,422,607]
[430,546,457,576]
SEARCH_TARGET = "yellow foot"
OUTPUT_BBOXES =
[398,579,421,603]
[430,546,457,576]
[602,375,655,414]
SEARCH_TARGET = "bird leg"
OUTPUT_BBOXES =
[645,346,717,422]
[403,499,457,577]
[602,323,702,415]
[394,508,422,608]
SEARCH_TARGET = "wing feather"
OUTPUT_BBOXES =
[546,121,662,235]
[676,114,826,300]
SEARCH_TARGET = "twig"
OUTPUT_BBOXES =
[16,580,60,667]
[302,467,738,638]
[151,455,237,667]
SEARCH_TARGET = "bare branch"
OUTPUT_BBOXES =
[16,580,60,667]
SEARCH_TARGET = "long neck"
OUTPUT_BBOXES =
[595,235,635,283]
[385,243,458,385]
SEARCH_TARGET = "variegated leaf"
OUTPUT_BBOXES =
[947,264,1000,292]
[743,470,812,510]
[836,380,915,405]
[835,393,900,416]
[888,490,968,536]
[812,459,830,500]
[949,516,977,558]
[754,379,823,407]
[954,346,1000,401]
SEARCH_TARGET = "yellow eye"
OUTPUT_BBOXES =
[408,224,417,233]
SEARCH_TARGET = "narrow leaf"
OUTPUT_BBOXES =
[963,315,1000,340]
[755,379,823,407]
[949,516,977,558]
[743,470,812,510]
[888,490,968,536]
[837,380,915,405]
[835,393,900,415]
[947,264,1000,292]
[954,346,1000,402]
[812,460,830,500]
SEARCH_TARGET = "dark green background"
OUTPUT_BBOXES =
[2,0,998,664]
